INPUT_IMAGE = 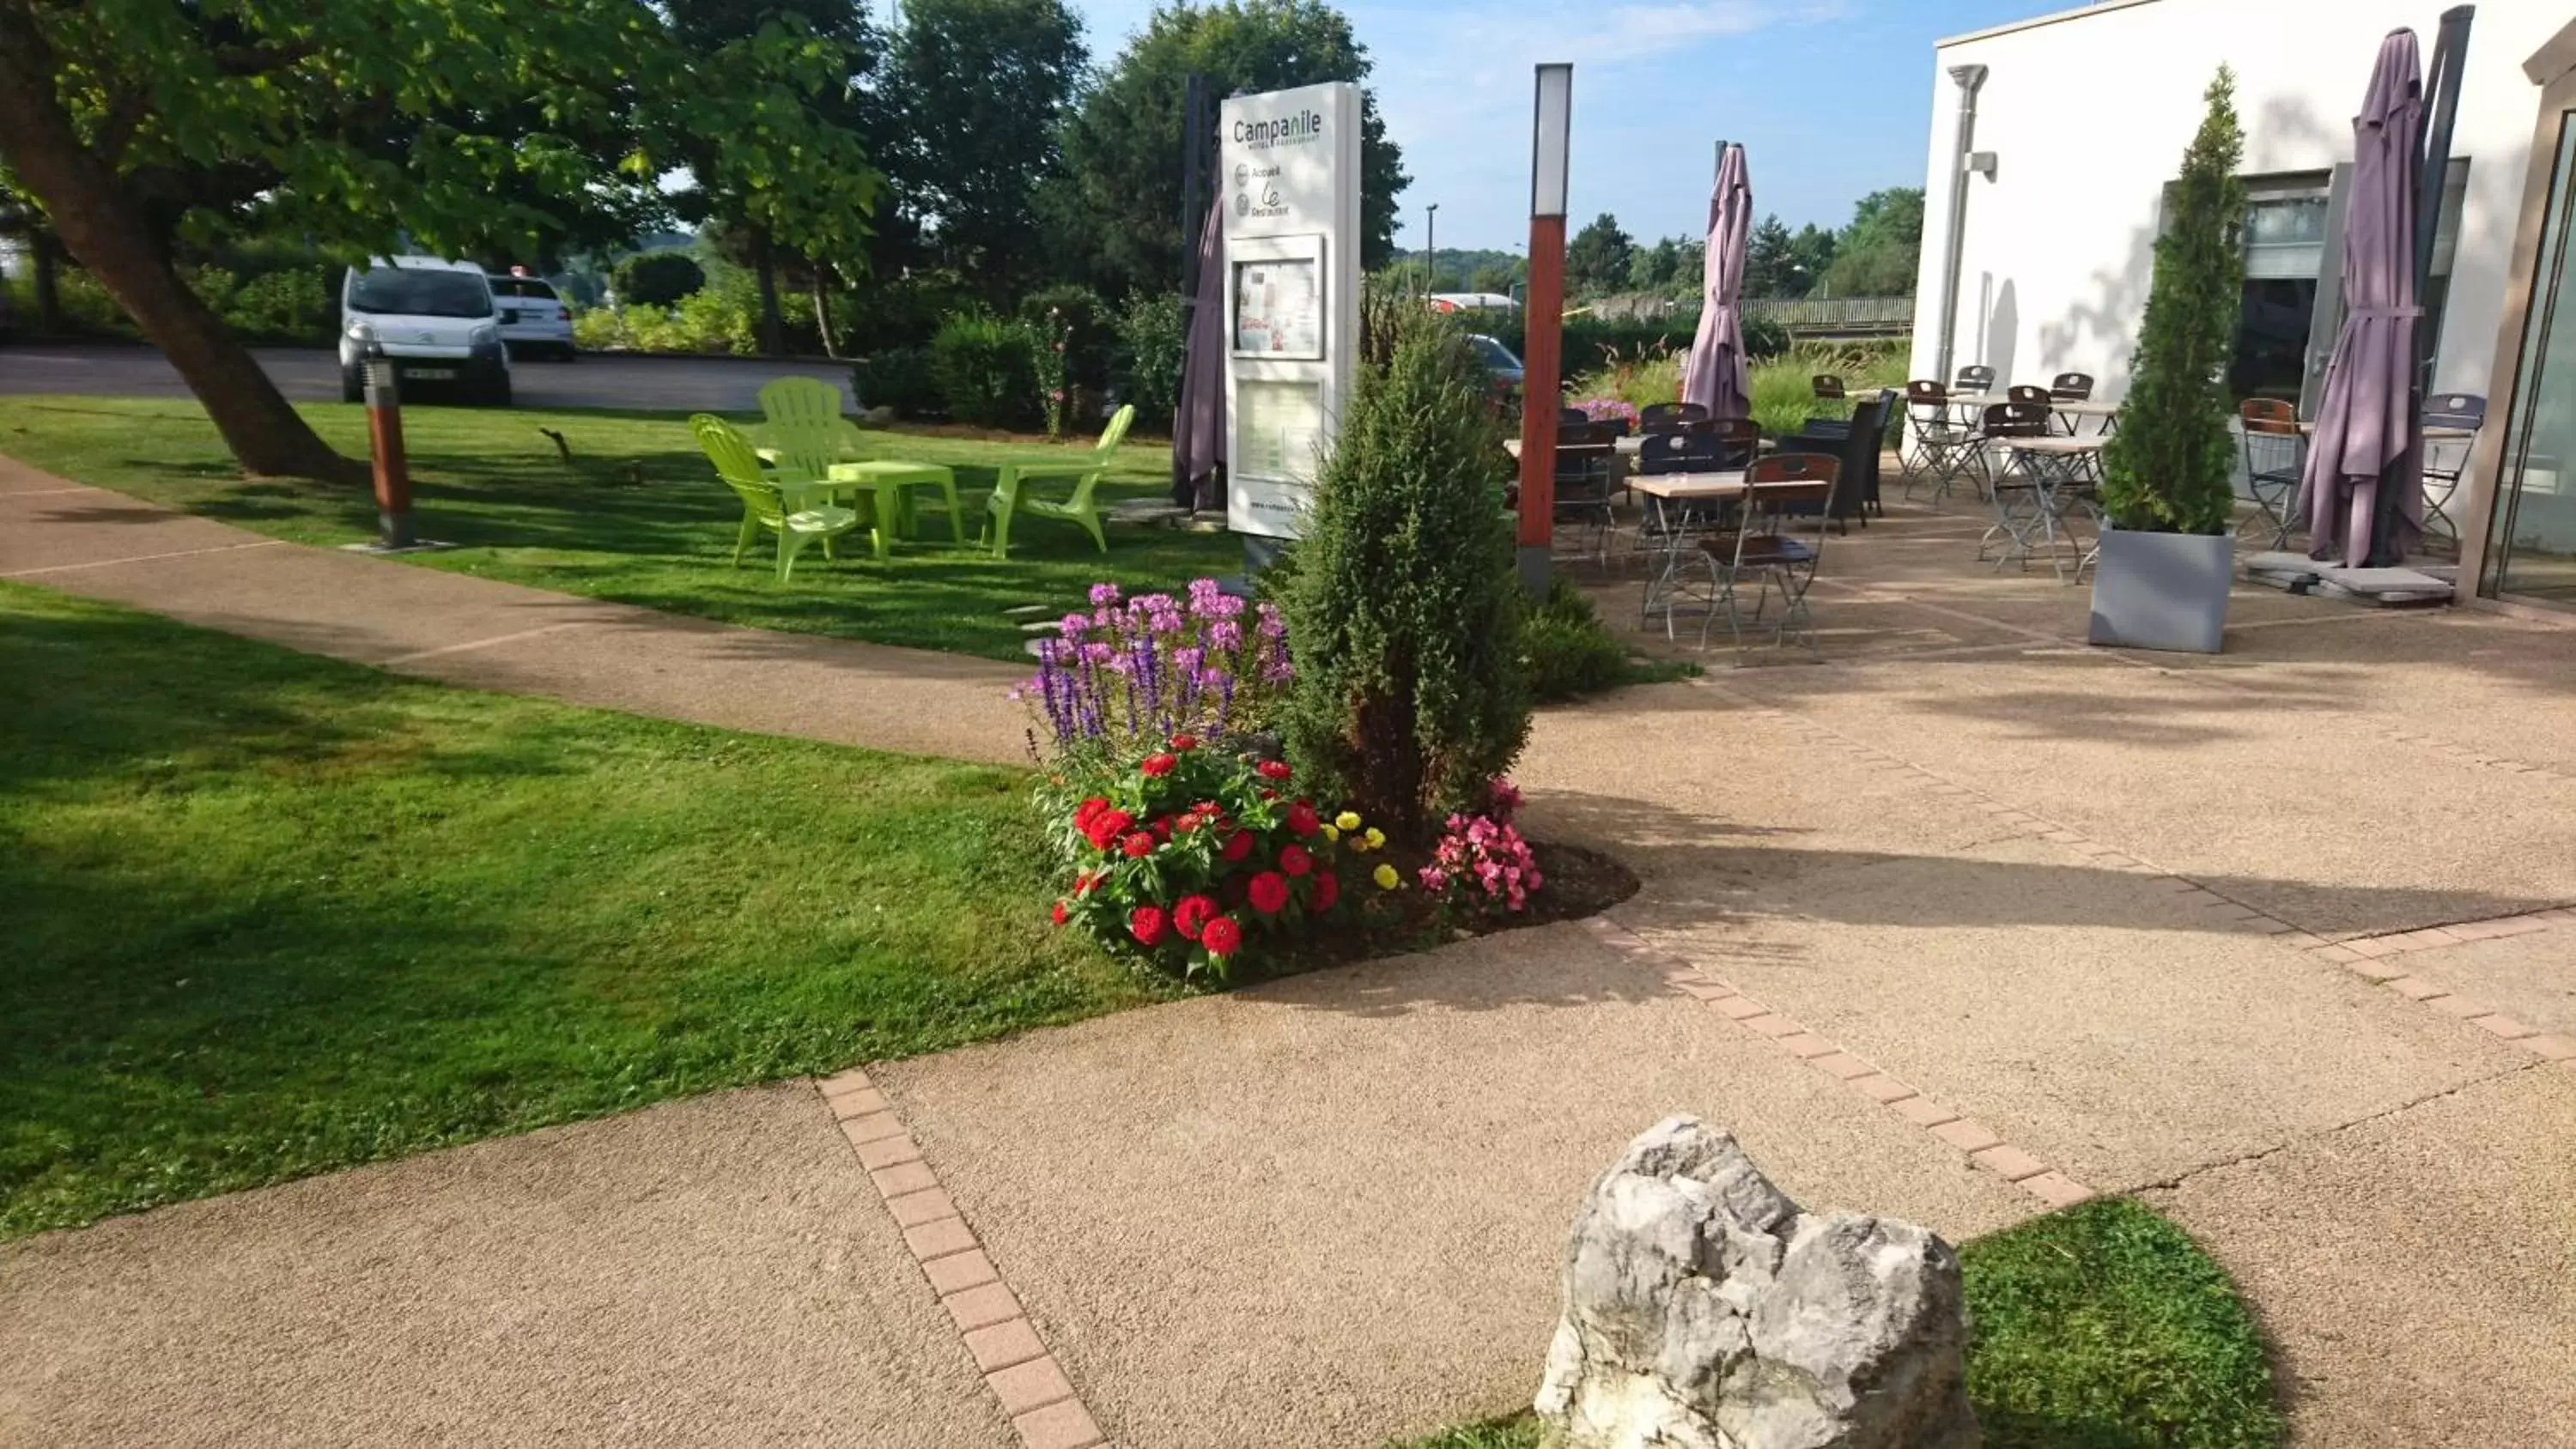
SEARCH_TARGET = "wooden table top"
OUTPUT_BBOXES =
[1629,470,1751,500]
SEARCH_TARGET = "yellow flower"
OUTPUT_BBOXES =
[1319,824,1340,844]
[1334,810,1362,833]
[1372,863,1400,890]
[1363,828,1386,851]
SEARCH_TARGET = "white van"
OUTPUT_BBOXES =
[338,257,513,404]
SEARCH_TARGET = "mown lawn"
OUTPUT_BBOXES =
[0,583,1167,1239]
[0,395,1236,661]
[1390,1199,2281,1449]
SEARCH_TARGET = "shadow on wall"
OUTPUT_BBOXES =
[1986,278,2018,388]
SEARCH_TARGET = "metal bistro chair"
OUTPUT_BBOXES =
[1639,401,1710,433]
[2420,393,2486,551]
[1812,375,1847,402]
[2048,372,2098,438]
[1903,380,1979,501]
[1552,421,1619,563]
[1952,364,1996,396]
[1708,415,1762,471]
[1631,427,1724,592]
[1688,453,1838,654]
[1974,401,2057,570]
[2238,398,2304,549]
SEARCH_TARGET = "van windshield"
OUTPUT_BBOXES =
[347,268,492,318]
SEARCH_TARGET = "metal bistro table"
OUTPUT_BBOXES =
[1985,434,2105,581]
[1947,392,2123,436]
[1631,469,1751,634]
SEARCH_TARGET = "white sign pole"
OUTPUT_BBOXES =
[1220,81,1361,552]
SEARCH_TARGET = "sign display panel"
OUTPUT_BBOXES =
[1232,258,1322,359]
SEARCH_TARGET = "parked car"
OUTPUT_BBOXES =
[1467,332,1524,395]
[488,270,577,361]
[338,257,512,404]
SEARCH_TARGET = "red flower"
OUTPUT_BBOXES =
[1073,870,1101,896]
[1285,802,1321,837]
[1279,844,1312,877]
[1150,815,1173,840]
[1220,828,1255,863]
[1140,753,1177,777]
[1050,900,1070,925]
[1312,871,1340,912]
[1122,831,1155,858]
[1257,759,1292,781]
[1172,894,1220,941]
[1200,914,1244,956]
[1249,870,1290,915]
[1170,734,1199,751]
[1084,807,1134,850]
[1074,796,1110,826]
[1129,905,1170,947]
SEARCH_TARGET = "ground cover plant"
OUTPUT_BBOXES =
[0,395,1230,661]
[0,583,1166,1239]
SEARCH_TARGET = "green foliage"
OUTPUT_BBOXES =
[1018,282,1112,391]
[618,252,709,308]
[852,347,941,416]
[848,265,981,350]
[1820,187,1927,298]
[1964,1197,2285,1448]
[930,311,1040,427]
[1566,213,1636,297]
[1519,583,1630,702]
[1747,215,1801,299]
[1483,312,1788,376]
[1742,343,1910,436]
[1113,292,1188,425]
[1054,0,1409,298]
[5,264,137,338]
[879,0,1086,298]
[0,583,1161,1236]
[2100,69,2246,536]
[1282,300,1528,840]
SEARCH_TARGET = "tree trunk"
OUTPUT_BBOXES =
[0,3,357,482]
[752,228,785,358]
[810,259,837,360]
[31,228,59,333]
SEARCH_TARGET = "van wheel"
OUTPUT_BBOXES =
[487,373,513,407]
[341,366,365,404]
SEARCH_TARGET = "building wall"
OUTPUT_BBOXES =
[1908,0,2566,405]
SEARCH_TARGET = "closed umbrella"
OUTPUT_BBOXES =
[1681,143,1753,422]
[2300,29,2424,567]
[1173,195,1227,510]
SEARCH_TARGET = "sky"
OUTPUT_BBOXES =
[1048,0,2070,251]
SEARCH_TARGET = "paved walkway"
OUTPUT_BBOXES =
[5,454,2575,1446]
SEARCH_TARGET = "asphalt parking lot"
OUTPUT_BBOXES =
[0,343,856,412]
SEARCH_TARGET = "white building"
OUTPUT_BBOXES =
[1908,0,2576,609]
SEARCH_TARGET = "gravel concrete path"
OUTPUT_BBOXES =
[9,452,2576,1446]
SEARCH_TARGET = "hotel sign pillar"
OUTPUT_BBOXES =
[1222,81,1362,568]
[1517,64,1573,596]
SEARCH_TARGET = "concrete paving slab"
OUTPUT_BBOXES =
[0,1083,1005,1449]
[877,925,2034,1449]
[1625,832,2534,1191]
[2148,1067,2576,1447]
[2374,928,2576,1038]
[0,482,276,575]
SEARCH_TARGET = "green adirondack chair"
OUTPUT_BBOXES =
[692,413,872,582]
[985,403,1137,559]
[756,376,963,548]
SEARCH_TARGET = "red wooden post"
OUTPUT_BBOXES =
[362,353,417,549]
[1516,62,1574,597]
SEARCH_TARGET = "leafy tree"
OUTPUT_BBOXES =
[1789,223,1838,292]
[1283,295,1528,839]
[880,0,1085,303]
[2099,69,2245,536]
[1626,237,1683,294]
[1564,213,1633,297]
[1467,262,1520,296]
[617,252,709,308]
[1745,215,1801,299]
[1820,186,1925,298]
[0,0,879,479]
[1054,0,1408,300]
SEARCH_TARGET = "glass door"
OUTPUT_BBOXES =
[2485,113,2576,603]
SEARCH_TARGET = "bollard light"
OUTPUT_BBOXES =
[361,343,419,550]
[1516,62,1574,596]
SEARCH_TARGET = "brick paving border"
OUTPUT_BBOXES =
[1585,917,2098,1211]
[815,1070,1112,1449]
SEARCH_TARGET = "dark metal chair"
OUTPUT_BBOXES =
[2420,392,2485,551]
[1811,375,1847,401]
[1690,453,1837,652]
[2048,373,2095,399]
[1975,402,2057,568]
[1709,415,1761,472]
[2238,398,2303,549]
[1552,421,1619,562]
[1903,380,1978,500]
[1639,401,1710,433]
[1953,364,1996,395]
[1789,391,1891,532]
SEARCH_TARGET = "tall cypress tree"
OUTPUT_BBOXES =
[2100,68,2246,535]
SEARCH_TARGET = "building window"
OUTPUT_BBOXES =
[2229,176,2331,406]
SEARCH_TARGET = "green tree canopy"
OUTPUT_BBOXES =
[1054,0,1408,300]
[1564,213,1632,297]
[1820,186,1924,298]
[0,0,879,479]
[1745,215,1800,299]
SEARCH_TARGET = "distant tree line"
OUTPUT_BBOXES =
[1558,186,1926,303]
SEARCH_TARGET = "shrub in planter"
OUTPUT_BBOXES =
[930,311,1040,428]
[2091,68,2245,654]
[1282,300,1530,840]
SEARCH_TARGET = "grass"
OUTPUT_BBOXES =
[0,582,1166,1239]
[0,395,1236,663]
[1388,1198,2281,1449]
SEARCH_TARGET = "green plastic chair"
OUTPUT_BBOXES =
[755,376,963,549]
[985,403,1137,558]
[692,413,871,582]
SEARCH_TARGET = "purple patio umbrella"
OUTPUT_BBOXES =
[2299,29,2425,567]
[1173,195,1227,510]
[1680,143,1753,422]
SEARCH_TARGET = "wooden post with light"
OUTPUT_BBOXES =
[1516,62,1572,597]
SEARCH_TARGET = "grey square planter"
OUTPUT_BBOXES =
[2087,526,2233,653]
